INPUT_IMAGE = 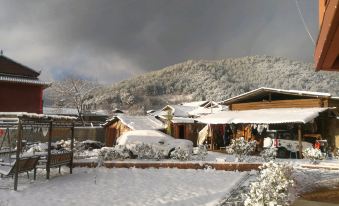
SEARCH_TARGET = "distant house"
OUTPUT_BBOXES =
[43,107,109,125]
[0,54,50,113]
[197,87,339,153]
[103,115,165,146]
[155,103,225,145]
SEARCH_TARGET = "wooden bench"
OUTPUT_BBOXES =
[38,151,73,177]
[0,156,40,180]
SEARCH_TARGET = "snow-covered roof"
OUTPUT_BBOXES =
[43,107,79,116]
[44,107,108,117]
[180,101,209,107]
[171,117,195,124]
[84,110,109,116]
[104,115,165,130]
[0,112,77,121]
[161,105,198,117]
[188,104,228,117]
[195,108,329,124]
[220,87,332,105]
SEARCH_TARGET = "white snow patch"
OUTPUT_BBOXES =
[196,107,328,124]
[0,168,246,206]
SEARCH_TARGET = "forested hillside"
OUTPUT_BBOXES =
[45,56,339,114]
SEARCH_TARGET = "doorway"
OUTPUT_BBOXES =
[178,125,185,139]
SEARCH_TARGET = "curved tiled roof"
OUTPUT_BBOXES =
[0,55,40,78]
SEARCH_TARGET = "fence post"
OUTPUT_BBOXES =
[14,119,22,191]
[46,120,53,179]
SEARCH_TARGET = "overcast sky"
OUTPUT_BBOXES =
[0,0,318,84]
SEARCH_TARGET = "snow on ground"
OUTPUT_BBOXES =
[0,167,246,206]
[3,149,339,206]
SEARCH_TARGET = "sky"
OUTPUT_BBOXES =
[0,0,318,84]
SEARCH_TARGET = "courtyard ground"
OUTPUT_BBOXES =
[0,167,246,206]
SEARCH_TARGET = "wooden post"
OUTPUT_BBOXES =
[14,120,22,191]
[210,125,214,150]
[70,122,75,174]
[46,121,53,179]
[298,124,303,158]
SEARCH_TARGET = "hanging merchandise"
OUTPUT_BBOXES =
[257,125,264,134]
[251,126,258,136]
[42,127,49,137]
[230,123,236,131]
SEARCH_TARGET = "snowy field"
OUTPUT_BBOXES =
[2,149,339,206]
[0,167,246,206]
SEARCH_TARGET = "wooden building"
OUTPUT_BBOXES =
[103,115,165,146]
[166,117,204,147]
[0,54,50,113]
[198,87,339,153]
[221,87,339,111]
[157,105,198,143]
[156,103,223,146]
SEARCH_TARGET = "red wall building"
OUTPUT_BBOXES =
[0,54,50,113]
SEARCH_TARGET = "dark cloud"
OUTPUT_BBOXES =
[0,0,318,83]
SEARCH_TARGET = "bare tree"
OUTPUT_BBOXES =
[51,76,99,125]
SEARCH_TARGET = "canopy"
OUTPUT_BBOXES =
[195,108,329,124]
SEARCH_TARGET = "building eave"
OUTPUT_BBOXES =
[0,75,51,88]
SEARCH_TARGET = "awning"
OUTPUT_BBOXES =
[195,108,329,124]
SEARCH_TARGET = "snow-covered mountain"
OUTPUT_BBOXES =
[45,56,339,114]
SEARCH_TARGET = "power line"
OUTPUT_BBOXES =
[295,0,316,45]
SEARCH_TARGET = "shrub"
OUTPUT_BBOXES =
[98,146,131,161]
[170,147,191,161]
[261,148,277,162]
[303,148,323,164]
[244,162,294,206]
[134,143,165,160]
[192,144,208,161]
[335,148,339,159]
[226,137,256,162]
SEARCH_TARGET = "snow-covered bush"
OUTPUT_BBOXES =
[303,147,323,164]
[334,148,339,159]
[75,140,104,151]
[26,145,40,154]
[26,142,49,153]
[133,143,165,160]
[260,148,277,162]
[57,139,72,149]
[245,162,294,206]
[98,146,131,160]
[170,147,191,161]
[192,145,208,161]
[226,137,256,162]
